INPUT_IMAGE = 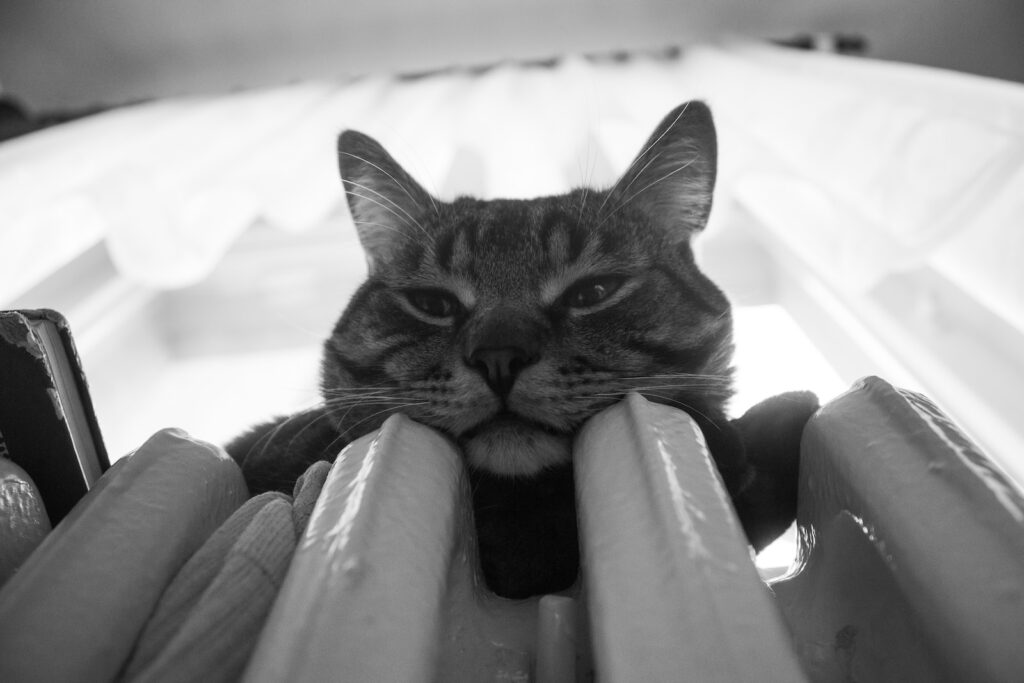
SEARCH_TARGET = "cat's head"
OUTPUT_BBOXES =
[323,101,734,476]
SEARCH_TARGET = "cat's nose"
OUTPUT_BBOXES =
[467,346,538,397]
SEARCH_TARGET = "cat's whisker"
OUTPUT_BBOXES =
[632,391,720,429]
[321,399,427,416]
[321,395,430,410]
[605,375,733,393]
[576,185,590,226]
[615,385,731,395]
[611,150,662,209]
[339,150,432,219]
[594,101,691,217]
[321,384,432,397]
[343,189,422,236]
[588,390,636,400]
[426,188,440,218]
[246,411,317,456]
[342,178,421,227]
[320,393,412,400]
[619,383,729,389]
[320,387,411,397]
[574,146,595,224]
[352,219,417,242]
[342,178,425,233]
[620,388,730,399]
[595,158,697,230]
[279,408,349,457]
[617,373,731,382]
[335,399,426,416]
[615,374,701,378]
[343,185,430,241]
[331,401,431,436]
[321,384,408,394]
[243,407,333,464]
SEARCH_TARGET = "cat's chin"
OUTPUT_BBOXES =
[461,417,572,477]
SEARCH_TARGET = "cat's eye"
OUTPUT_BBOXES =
[563,275,626,309]
[405,288,462,318]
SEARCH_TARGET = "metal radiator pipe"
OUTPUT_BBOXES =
[244,396,806,681]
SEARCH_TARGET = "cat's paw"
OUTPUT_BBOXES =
[731,391,820,551]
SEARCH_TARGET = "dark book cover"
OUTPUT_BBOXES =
[0,309,110,524]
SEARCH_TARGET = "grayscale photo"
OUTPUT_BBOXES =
[1,1,1022,681]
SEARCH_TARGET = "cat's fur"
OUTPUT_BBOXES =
[228,101,819,598]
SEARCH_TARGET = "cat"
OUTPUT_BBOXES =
[227,100,819,598]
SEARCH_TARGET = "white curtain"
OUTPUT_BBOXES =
[687,42,1024,333]
[2,41,1022,331]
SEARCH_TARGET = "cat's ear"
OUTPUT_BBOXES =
[607,101,717,240]
[337,130,434,272]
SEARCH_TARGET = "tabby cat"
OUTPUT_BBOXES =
[227,101,818,598]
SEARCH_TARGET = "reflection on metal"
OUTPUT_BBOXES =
[244,398,805,681]
[575,394,808,682]
[243,384,1024,681]
[243,415,466,682]
[243,415,542,683]
[773,376,1024,682]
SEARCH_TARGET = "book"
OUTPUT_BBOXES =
[0,309,110,525]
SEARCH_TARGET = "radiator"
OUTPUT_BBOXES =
[242,377,1024,682]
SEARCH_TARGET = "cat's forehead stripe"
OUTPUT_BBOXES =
[425,196,656,304]
[538,245,625,305]
[539,208,586,267]
[434,230,455,273]
[451,224,479,277]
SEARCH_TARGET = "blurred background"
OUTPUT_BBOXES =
[2,0,1023,109]
[2,1,1023,569]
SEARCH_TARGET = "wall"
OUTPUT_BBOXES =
[1,0,1023,110]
